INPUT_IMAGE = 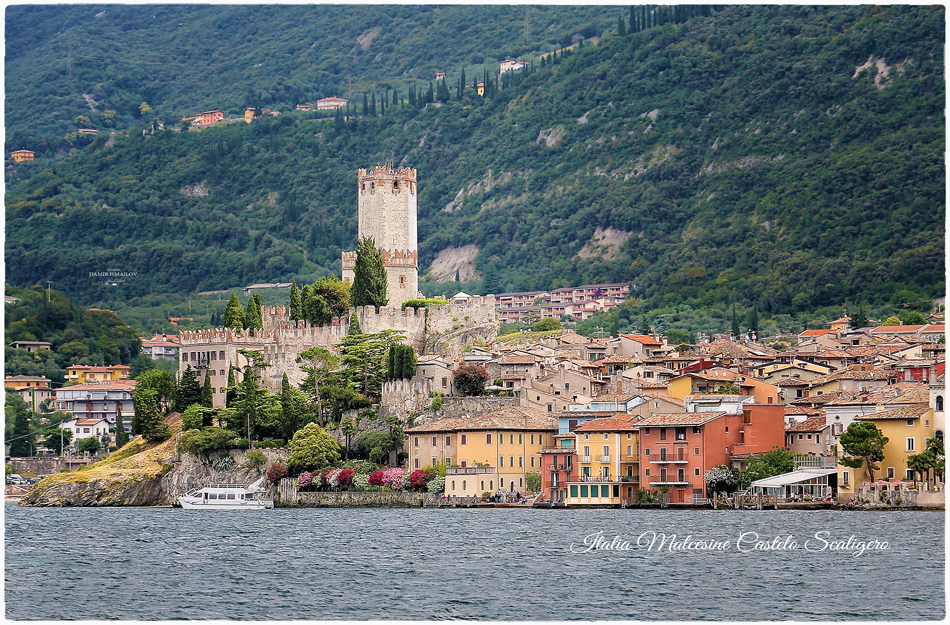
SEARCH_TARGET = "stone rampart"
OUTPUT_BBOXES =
[8,457,93,475]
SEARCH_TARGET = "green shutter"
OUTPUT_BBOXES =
[601,485,609,497]
[570,485,578,498]
[580,485,588,497]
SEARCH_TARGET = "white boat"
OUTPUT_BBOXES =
[178,476,274,509]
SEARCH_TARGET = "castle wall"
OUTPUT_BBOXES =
[178,298,498,405]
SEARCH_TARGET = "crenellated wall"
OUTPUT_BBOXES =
[178,299,498,401]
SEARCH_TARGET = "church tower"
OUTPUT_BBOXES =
[341,163,419,308]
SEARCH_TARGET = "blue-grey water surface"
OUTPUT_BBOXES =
[4,503,944,620]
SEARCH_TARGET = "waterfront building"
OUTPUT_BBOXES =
[539,433,577,503]
[405,406,557,497]
[66,364,131,384]
[566,417,639,507]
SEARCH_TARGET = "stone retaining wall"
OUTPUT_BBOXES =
[276,478,440,507]
[8,457,92,475]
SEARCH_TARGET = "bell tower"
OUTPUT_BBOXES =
[341,162,419,308]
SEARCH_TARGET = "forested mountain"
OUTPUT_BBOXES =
[5,5,945,326]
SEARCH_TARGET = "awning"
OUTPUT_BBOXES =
[750,468,838,489]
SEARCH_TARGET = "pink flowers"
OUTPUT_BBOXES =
[298,471,313,488]
[381,467,405,490]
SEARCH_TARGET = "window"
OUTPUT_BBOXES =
[695,468,701,476]
[678,468,685,482]
[432,436,437,446]
[531,456,535,468]
[432,457,437,466]
[445,457,451,465]
[414,437,419,447]
[887,467,895,479]
[644,428,650,435]
[500,434,504,445]
[486,433,492,444]
[500,456,504,468]
[510,455,514,468]
[442,377,447,388]
[906,437,915,452]
[675,427,686,441]
[83,428,90,433]
[519,456,523,468]
[580,485,588,497]
[531,434,535,445]
[445,436,451,446]
[906,469,915,480]
[627,433,632,440]
[603,433,609,441]
[724,427,729,433]
[547,404,552,412]
[219,351,224,360]
[832,423,843,435]
[510,434,514,445]
[210,370,215,376]
[644,447,651,457]
[937,396,944,411]
[842,471,850,487]
[694,447,700,456]
[645,468,651,477]
[460,460,467,468]
[461,434,467,445]
[659,428,667,441]
[414,458,419,469]
[601,485,609,497]
[452,480,456,491]
[806,434,812,440]
[539,436,543,446]
[584,434,589,440]
[481,480,485,490]
[519,434,523,444]
[627,445,633,457]
[462,480,466,491]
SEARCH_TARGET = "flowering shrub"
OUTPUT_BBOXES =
[409,470,429,490]
[319,468,334,489]
[298,471,313,489]
[337,468,356,488]
[353,473,371,489]
[381,467,405,490]
[266,462,288,485]
[704,465,736,494]
[427,475,446,493]
[368,470,385,487]
[401,472,412,491]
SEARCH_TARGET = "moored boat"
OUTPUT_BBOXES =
[178,476,274,509]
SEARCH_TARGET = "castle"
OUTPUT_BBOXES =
[178,162,497,406]
[341,163,420,310]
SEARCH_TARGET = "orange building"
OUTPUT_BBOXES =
[197,110,224,125]
[11,149,34,162]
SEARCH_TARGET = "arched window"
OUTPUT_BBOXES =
[937,396,944,411]
[462,480,466,491]
[451,480,455,491]
[480,480,484,490]
[489,480,493,490]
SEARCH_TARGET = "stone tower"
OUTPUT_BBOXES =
[341,163,419,308]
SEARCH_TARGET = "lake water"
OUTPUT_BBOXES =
[4,503,944,620]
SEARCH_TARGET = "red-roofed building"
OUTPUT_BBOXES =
[142,334,180,360]
[54,381,136,432]
[567,417,640,506]
[619,334,665,359]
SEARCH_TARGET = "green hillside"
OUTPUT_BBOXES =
[4,5,944,327]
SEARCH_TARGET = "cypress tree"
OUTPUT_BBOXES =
[618,13,627,36]
[731,304,740,338]
[176,364,202,412]
[388,345,398,379]
[290,278,302,320]
[115,406,130,447]
[351,235,388,311]
[348,311,362,336]
[245,293,263,329]
[225,365,237,408]
[362,93,369,115]
[224,293,245,329]
[201,367,213,409]
[9,405,33,457]
[280,373,300,440]
[370,92,376,116]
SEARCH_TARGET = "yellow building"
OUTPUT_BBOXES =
[244,108,255,123]
[66,364,131,384]
[11,149,34,162]
[837,402,935,495]
[668,368,780,405]
[405,406,557,497]
[567,417,640,507]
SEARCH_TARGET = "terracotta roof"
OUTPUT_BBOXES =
[786,416,828,432]
[784,406,824,416]
[5,375,52,382]
[855,403,931,421]
[405,406,556,433]
[589,392,641,403]
[800,329,833,337]
[621,334,662,346]
[74,418,109,425]
[870,325,926,334]
[500,354,537,365]
[602,355,632,365]
[636,412,727,427]
[574,417,639,432]
[824,383,928,406]
[57,381,137,391]
[776,376,811,387]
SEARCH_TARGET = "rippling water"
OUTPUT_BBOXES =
[4,503,944,620]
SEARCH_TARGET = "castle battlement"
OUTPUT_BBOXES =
[381,249,418,267]
[179,327,276,346]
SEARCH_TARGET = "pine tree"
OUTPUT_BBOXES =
[9,403,34,457]
[482,264,500,295]
[618,13,627,36]
[290,278,302,320]
[115,406,130,447]
[224,292,245,329]
[201,367,213,409]
[351,235,388,311]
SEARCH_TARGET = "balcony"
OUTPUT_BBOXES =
[645,454,689,464]
[649,480,692,486]
[446,466,494,475]
[594,455,611,463]
[581,456,591,463]
[572,475,615,483]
